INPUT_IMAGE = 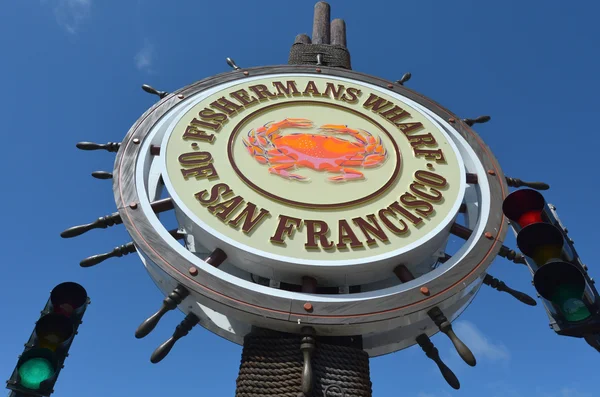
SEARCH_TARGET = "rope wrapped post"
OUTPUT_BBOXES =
[235,328,372,397]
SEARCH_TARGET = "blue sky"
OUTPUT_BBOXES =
[1,1,599,396]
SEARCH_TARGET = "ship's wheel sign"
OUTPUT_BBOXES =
[113,67,506,357]
[161,75,465,285]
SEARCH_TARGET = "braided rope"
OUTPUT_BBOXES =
[235,330,372,397]
[288,43,352,70]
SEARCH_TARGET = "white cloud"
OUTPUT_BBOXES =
[135,40,154,72]
[452,321,510,362]
[48,0,92,34]
[485,381,523,397]
[559,388,592,397]
[536,387,592,397]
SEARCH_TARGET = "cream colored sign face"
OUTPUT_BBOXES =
[162,75,464,262]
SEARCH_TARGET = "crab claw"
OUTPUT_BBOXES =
[284,118,314,128]
[262,118,313,138]
[266,118,313,132]
[328,168,364,182]
[329,174,365,182]
[319,124,349,132]
[257,135,269,146]
[319,124,368,145]
[254,155,269,165]
[247,134,258,145]
[363,154,386,167]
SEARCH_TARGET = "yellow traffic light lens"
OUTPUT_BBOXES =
[35,314,74,351]
[18,357,54,390]
[531,245,563,266]
[517,223,564,266]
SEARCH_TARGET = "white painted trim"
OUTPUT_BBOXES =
[133,73,490,304]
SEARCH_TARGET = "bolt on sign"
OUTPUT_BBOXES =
[112,66,506,357]
[161,75,465,285]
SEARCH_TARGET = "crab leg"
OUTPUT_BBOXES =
[328,167,364,182]
[268,164,308,181]
[262,118,313,140]
[319,124,370,145]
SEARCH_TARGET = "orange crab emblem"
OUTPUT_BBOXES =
[242,118,387,182]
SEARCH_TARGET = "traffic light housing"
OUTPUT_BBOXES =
[503,189,600,337]
[6,282,89,396]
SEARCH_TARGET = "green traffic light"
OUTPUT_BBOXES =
[18,357,54,390]
[534,261,592,323]
[553,285,592,322]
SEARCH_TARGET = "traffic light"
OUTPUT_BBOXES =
[503,189,600,337]
[6,282,89,396]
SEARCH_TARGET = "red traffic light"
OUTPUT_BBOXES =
[50,282,88,317]
[502,189,545,228]
[533,261,591,322]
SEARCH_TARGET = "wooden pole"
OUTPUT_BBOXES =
[330,18,347,47]
[312,2,330,44]
[294,33,312,44]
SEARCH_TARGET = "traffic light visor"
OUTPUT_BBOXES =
[502,189,545,228]
[17,348,57,390]
[517,223,564,265]
[35,314,74,351]
[534,261,591,322]
[50,282,87,317]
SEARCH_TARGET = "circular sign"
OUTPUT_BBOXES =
[160,74,465,284]
[114,65,508,356]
